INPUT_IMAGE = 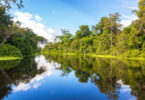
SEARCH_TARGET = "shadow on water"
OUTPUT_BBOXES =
[0,54,145,100]
[44,54,145,100]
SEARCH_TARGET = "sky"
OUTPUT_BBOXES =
[11,0,139,41]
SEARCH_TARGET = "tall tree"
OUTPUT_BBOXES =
[75,25,91,38]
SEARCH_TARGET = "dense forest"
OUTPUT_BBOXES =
[43,0,145,59]
[0,0,46,58]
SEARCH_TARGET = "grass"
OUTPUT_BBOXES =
[0,57,22,61]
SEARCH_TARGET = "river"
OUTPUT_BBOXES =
[0,54,145,100]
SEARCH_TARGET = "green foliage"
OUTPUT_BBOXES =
[0,7,12,26]
[7,30,46,57]
[44,54,145,100]
[0,44,22,57]
[122,49,141,58]
[43,0,145,59]
[75,25,91,38]
[0,56,44,99]
[137,0,145,18]
[0,0,23,10]
[0,6,46,57]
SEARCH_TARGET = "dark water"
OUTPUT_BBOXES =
[0,54,145,100]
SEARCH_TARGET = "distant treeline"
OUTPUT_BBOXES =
[0,0,46,57]
[43,0,145,58]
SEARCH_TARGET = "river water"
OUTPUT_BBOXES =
[0,54,145,100]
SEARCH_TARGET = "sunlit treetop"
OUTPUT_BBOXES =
[137,0,145,18]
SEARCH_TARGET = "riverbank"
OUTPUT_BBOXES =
[41,52,145,61]
[0,57,22,61]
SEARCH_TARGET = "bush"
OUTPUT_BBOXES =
[0,44,23,57]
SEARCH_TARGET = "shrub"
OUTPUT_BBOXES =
[0,44,23,57]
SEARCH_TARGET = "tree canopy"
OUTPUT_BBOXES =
[0,1,47,57]
[43,0,145,58]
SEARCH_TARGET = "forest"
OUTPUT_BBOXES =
[0,0,145,60]
[0,0,145,100]
[43,0,145,59]
[0,0,46,59]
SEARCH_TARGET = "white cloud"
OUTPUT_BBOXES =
[35,15,42,22]
[115,0,139,28]
[13,11,56,42]
[121,14,138,27]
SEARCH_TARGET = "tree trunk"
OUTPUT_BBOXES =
[111,30,113,46]
[0,35,11,47]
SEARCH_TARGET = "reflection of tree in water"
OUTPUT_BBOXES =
[0,57,44,100]
[120,60,145,100]
[0,60,21,70]
[44,54,145,100]
[0,68,12,99]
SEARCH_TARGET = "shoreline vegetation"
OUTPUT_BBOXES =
[43,0,145,60]
[1,51,145,61]
[41,52,145,61]
[0,57,22,61]
[0,2,46,60]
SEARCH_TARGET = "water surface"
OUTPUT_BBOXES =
[0,54,145,100]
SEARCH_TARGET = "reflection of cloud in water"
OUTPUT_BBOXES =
[33,83,41,89]
[13,55,60,92]
[117,80,131,93]
[14,83,31,92]
[117,80,136,100]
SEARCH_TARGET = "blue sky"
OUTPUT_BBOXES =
[11,0,139,41]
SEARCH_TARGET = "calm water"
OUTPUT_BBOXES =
[0,54,145,100]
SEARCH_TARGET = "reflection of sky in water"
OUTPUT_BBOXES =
[4,55,136,100]
[12,55,60,92]
[117,80,137,100]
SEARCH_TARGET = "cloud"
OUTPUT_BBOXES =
[121,86,131,93]
[13,11,56,42]
[13,83,31,92]
[35,15,42,22]
[121,14,138,27]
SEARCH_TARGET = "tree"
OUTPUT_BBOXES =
[0,0,23,10]
[137,0,145,18]
[55,29,72,42]
[75,25,91,38]
[108,13,122,46]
